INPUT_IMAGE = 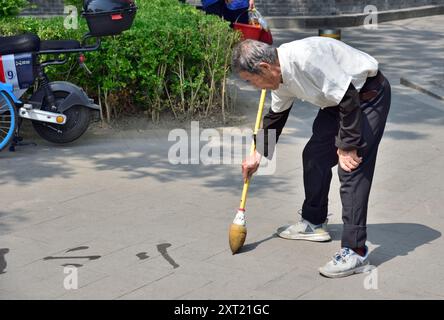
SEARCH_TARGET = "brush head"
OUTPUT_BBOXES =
[229,223,247,254]
[229,210,247,254]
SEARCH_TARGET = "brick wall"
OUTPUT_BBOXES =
[21,0,65,16]
[22,0,444,17]
[253,0,444,16]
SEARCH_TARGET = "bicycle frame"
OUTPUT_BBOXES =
[28,35,101,111]
[38,34,101,56]
[0,82,22,104]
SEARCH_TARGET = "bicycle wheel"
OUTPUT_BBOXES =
[0,91,16,151]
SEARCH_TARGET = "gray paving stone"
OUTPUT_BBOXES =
[116,272,212,300]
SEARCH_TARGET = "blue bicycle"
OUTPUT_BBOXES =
[0,83,17,151]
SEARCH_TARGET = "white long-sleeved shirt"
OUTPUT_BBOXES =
[272,36,379,112]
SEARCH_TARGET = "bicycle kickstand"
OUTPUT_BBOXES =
[9,122,37,152]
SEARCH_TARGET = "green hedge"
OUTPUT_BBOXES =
[0,0,29,17]
[0,0,240,122]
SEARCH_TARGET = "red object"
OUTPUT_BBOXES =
[233,22,273,45]
[111,14,123,20]
[233,22,262,41]
[0,56,5,83]
[259,29,273,45]
[79,54,86,63]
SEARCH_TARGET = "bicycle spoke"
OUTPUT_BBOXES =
[0,128,9,135]
[0,94,15,149]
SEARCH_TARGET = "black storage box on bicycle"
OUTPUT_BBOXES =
[0,53,36,90]
[83,0,137,37]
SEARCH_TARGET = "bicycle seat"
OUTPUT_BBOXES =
[0,33,40,55]
[40,40,81,51]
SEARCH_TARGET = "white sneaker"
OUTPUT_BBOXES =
[277,218,331,242]
[319,247,371,278]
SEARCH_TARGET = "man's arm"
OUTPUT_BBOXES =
[242,93,292,180]
[335,83,366,151]
[257,106,292,159]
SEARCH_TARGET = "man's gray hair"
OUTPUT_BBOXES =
[231,39,278,74]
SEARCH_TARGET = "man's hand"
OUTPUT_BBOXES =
[242,150,262,182]
[337,149,362,172]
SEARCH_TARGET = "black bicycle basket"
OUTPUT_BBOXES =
[82,0,137,37]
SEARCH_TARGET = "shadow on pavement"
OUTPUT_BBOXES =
[236,223,441,268]
[238,234,278,254]
[328,223,441,267]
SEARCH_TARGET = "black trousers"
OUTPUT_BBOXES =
[301,75,391,249]
[223,7,249,26]
[202,0,224,17]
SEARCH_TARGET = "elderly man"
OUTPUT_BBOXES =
[232,38,391,278]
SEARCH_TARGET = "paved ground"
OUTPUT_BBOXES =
[401,74,444,100]
[1,15,444,300]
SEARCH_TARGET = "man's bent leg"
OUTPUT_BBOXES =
[277,107,338,241]
[339,78,391,249]
[319,77,391,278]
[302,107,339,225]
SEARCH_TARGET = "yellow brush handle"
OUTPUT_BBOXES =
[239,89,267,210]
